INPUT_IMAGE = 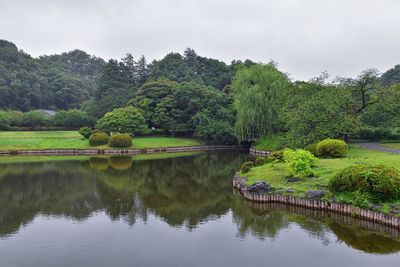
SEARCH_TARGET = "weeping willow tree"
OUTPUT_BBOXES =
[232,63,290,140]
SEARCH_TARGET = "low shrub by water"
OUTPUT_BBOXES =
[270,150,285,162]
[329,164,400,201]
[241,161,254,173]
[89,132,110,146]
[316,139,348,158]
[304,143,317,156]
[109,133,132,147]
[79,127,92,139]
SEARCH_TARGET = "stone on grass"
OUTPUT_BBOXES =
[287,177,302,183]
[305,190,325,199]
[247,181,272,193]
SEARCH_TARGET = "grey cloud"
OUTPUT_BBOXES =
[0,0,400,80]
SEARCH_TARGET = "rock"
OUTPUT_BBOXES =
[372,205,383,210]
[287,177,302,183]
[287,189,295,193]
[247,181,272,193]
[390,204,400,209]
[390,210,400,215]
[305,190,325,199]
[275,189,283,194]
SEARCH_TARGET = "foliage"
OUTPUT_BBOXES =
[255,134,286,151]
[20,111,50,127]
[304,143,318,155]
[255,157,266,166]
[283,149,317,178]
[284,81,357,147]
[270,150,285,162]
[0,111,9,129]
[380,65,400,87]
[96,106,147,134]
[353,127,400,141]
[108,134,133,148]
[78,127,92,139]
[329,165,400,201]
[88,132,109,146]
[316,139,348,158]
[52,109,95,128]
[232,63,290,140]
[240,161,254,173]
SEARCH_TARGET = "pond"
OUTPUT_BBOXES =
[0,151,399,266]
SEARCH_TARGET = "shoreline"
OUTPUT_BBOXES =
[0,145,249,157]
[233,175,400,230]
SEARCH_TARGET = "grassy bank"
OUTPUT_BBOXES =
[244,146,400,209]
[0,131,202,150]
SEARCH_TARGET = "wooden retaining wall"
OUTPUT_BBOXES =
[249,147,271,156]
[233,178,400,230]
[0,145,249,157]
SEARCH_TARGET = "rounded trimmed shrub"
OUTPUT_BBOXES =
[329,164,400,201]
[89,132,110,146]
[304,143,317,156]
[79,126,92,139]
[108,133,132,148]
[241,161,254,173]
[316,139,348,158]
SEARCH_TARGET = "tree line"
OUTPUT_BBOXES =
[1,39,400,145]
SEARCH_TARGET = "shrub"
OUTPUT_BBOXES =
[96,106,147,134]
[52,110,96,128]
[255,157,266,166]
[304,143,317,155]
[270,150,285,162]
[79,127,92,139]
[108,133,133,148]
[329,164,400,201]
[283,149,317,178]
[241,161,254,173]
[316,139,348,158]
[0,111,10,129]
[89,132,109,146]
[20,111,49,127]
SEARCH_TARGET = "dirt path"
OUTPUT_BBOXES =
[355,143,400,154]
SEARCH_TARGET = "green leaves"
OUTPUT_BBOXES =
[95,106,147,134]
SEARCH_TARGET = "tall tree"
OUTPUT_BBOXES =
[232,63,290,140]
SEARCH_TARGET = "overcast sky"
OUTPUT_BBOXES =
[0,0,399,80]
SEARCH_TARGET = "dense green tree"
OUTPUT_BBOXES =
[380,65,400,86]
[232,63,291,140]
[150,53,202,83]
[96,106,148,134]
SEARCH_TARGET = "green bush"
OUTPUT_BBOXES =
[52,110,96,128]
[283,149,317,178]
[0,111,10,129]
[304,143,317,155]
[329,164,400,201]
[270,150,285,162]
[255,157,266,166]
[108,133,133,148]
[241,161,254,173]
[89,132,109,146]
[316,139,348,158]
[79,127,92,139]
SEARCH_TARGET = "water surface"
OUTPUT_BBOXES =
[0,151,399,266]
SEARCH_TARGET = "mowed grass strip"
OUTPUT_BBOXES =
[0,131,202,150]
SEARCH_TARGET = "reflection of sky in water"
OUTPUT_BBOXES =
[0,151,399,266]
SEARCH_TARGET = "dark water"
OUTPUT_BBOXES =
[0,151,399,267]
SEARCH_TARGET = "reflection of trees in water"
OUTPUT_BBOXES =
[0,162,101,236]
[237,201,400,254]
[0,152,399,255]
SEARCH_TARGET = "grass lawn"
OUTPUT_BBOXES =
[244,146,400,208]
[0,131,202,150]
